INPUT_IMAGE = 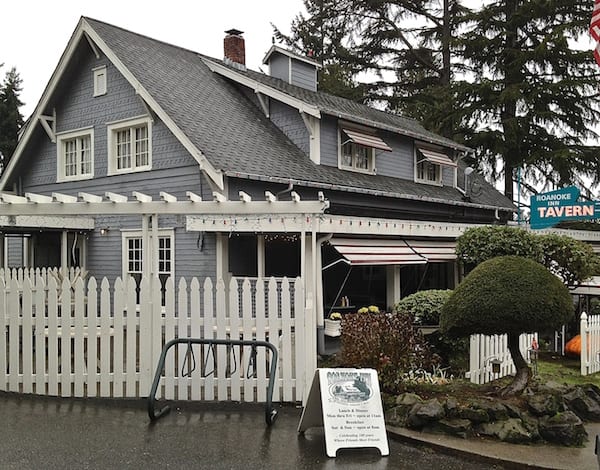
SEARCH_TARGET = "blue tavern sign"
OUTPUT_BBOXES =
[530,186,598,230]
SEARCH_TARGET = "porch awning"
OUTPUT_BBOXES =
[417,147,457,167]
[342,128,392,152]
[329,237,456,266]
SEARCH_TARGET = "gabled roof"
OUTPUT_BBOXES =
[1,17,513,212]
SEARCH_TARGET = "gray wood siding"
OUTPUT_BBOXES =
[290,60,317,91]
[6,236,23,268]
[15,46,218,283]
[269,55,289,83]
[270,101,309,154]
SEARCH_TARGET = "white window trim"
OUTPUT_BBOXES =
[121,228,175,280]
[337,129,376,175]
[56,126,94,182]
[414,147,443,186]
[107,115,152,176]
[93,65,107,97]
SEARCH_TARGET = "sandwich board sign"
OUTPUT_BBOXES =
[297,368,389,457]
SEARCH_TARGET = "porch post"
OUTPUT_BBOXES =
[142,215,150,280]
[151,214,159,278]
[0,233,4,269]
[386,265,401,309]
[60,231,68,272]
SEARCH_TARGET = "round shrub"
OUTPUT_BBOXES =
[394,289,453,325]
[441,256,573,338]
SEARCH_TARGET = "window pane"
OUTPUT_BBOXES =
[341,142,353,168]
[116,130,131,169]
[355,146,369,169]
[265,236,300,277]
[80,135,92,175]
[127,238,143,273]
[229,235,258,276]
[64,139,77,176]
[135,125,148,167]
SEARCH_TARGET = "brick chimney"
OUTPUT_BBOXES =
[224,29,245,65]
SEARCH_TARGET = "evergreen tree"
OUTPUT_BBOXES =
[458,0,600,201]
[0,66,25,171]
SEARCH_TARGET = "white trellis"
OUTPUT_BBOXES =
[580,312,600,376]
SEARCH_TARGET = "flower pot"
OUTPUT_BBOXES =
[324,319,342,337]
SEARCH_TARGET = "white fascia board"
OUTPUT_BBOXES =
[0,19,89,190]
[0,19,224,192]
[203,58,321,119]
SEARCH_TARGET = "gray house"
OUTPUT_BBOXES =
[0,17,514,322]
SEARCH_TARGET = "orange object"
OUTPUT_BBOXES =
[565,334,581,357]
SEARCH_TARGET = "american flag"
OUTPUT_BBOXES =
[592,0,600,65]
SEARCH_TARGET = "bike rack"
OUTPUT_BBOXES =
[147,338,279,426]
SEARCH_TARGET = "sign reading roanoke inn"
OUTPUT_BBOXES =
[530,186,598,229]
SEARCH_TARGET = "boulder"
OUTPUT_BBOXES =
[407,399,445,429]
[527,393,562,417]
[385,405,410,427]
[477,418,535,444]
[538,411,588,447]
[563,386,600,421]
[459,406,489,424]
[395,392,423,407]
[443,396,460,418]
[436,418,473,438]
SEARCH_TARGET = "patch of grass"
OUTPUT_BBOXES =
[535,351,600,387]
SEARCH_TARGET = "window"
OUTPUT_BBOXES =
[338,127,391,174]
[415,146,457,185]
[340,141,375,173]
[108,116,152,175]
[56,128,94,182]
[122,229,174,304]
[93,66,107,97]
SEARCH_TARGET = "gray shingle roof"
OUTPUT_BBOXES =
[85,18,514,212]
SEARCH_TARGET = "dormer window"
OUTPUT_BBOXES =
[339,127,391,175]
[93,66,107,97]
[415,146,456,185]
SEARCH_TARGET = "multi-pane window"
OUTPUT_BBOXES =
[108,117,152,174]
[57,130,94,181]
[123,230,173,305]
[416,160,441,183]
[341,141,374,173]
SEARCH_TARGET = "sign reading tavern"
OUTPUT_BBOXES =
[530,186,597,229]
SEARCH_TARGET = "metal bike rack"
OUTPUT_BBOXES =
[147,338,279,426]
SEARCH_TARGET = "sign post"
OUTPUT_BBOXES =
[298,368,389,457]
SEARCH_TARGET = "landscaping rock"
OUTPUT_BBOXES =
[477,418,534,444]
[563,386,600,421]
[538,411,588,447]
[527,393,562,417]
[459,405,489,424]
[443,397,460,418]
[395,392,423,407]
[436,418,473,438]
[385,406,410,427]
[407,399,445,429]
[473,399,509,421]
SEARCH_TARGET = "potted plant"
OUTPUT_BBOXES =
[324,312,342,337]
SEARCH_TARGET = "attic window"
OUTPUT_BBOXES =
[107,116,152,175]
[339,128,391,175]
[56,127,94,182]
[415,147,456,185]
[93,66,107,97]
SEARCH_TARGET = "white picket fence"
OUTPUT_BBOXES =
[580,312,600,376]
[467,333,537,384]
[0,272,309,403]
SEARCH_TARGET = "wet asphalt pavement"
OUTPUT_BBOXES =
[0,392,507,470]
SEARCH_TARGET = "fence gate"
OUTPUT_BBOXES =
[0,269,310,404]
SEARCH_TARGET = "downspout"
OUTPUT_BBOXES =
[275,182,293,200]
[316,233,333,356]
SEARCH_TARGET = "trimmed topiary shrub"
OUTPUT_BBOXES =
[340,311,438,392]
[441,256,573,395]
[394,289,453,325]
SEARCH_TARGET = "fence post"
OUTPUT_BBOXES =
[581,312,588,376]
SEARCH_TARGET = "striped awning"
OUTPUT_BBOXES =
[329,238,456,266]
[342,128,392,152]
[417,147,457,167]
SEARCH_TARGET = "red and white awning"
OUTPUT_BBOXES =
[417,147,457,167]
[329,237,456,265]
[342,128,392,152]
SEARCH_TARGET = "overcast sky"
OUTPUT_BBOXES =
[1,0,305,117]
